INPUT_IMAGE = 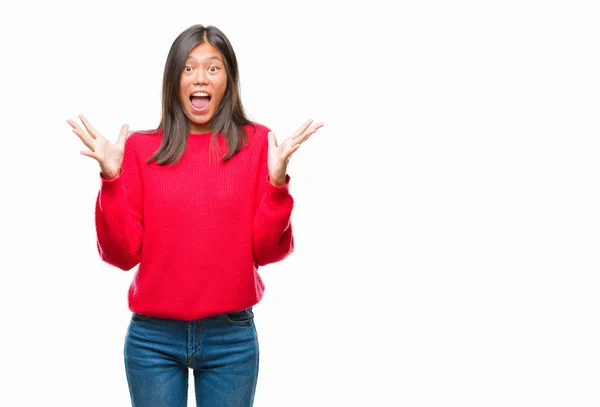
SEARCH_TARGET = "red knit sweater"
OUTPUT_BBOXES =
[95,123,294,320]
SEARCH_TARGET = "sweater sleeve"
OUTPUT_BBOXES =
[94,136,144,271]
[252,129,295,266]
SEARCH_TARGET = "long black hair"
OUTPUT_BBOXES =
[148,24,252,164]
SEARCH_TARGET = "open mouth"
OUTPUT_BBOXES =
[190,92,211,112]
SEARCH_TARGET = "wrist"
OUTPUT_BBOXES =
[101,167,119,180]
[269,175,287,187]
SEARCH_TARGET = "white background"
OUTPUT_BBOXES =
[0,1,599,406]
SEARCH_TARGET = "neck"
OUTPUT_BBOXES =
[190,123,212,134]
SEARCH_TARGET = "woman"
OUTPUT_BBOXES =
[67,24,323,407]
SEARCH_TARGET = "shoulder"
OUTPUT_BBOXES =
[244,122,271,146]
[125,129,163,150]
[127,129,162,142]
[120,130,162,164]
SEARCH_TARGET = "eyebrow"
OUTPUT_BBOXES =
[185,55,223,63]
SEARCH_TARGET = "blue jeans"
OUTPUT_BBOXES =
[124,308,259,407]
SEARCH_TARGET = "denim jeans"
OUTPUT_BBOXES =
[124,308,259,407]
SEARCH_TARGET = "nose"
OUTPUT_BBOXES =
[193,68,208,85]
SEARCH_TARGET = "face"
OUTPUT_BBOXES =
[178,42,228,134]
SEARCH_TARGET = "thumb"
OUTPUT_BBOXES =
[117,124,129,146]
[267,131,278,148]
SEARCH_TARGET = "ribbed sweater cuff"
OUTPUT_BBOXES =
[266,174,291,202]
[99,172,122,202]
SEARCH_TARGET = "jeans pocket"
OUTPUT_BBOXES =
[222,308,254,326]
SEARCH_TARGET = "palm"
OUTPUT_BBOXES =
[267,119,324,186]
[67,115,129,179]
[95,136,124,174]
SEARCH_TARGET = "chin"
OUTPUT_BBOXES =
[185,112,212,130]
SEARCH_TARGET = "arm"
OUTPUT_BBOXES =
[252,119,323,266]
[94,136,144,270]
[252,131,295,266]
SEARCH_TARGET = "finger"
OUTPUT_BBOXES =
[80,150,97,159]
[71,126,95,151]
[78,114,99,140]
[291,119,314,140]
[289,122,324,147]
[312,122,324,130]
[268,131,278,148]
[301,122,324,140]
[117,124,130,146]
[67,118,91,137]
[283,144,301,162]
[67,119,91,138]
[67,118,82,131]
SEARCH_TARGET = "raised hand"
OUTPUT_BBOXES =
[67,114,130,179]
[267,119,324,186]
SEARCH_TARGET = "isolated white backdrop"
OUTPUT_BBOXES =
[0,1,599,406]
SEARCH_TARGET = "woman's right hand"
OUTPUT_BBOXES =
[67,114,130,179]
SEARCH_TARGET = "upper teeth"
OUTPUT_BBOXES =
[192,92,209,97]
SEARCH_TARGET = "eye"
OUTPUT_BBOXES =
[208,66,219,73]
[183,66,193,72]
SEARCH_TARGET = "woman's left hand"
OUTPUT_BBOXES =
[267,119,324,186]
